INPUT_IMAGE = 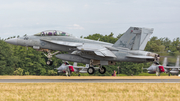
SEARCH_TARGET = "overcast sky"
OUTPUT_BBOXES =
[0,0,180,40]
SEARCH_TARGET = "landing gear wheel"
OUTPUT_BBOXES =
[46,60,53,66]
[169,73,171,76]
[156,67,160,76]
[78,74,81,76]
[99,66,106,74]
[87,67,95,74]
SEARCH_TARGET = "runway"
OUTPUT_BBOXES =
[0,79,180,83]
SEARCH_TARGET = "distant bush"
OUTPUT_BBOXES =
[13,68,23,76]
[48,70,57,76]
[25,71,29,75]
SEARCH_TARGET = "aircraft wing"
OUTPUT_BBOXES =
[164,67,180,69]
[41,39,116,58]
[94,48,116,57]
[126,55,154,59]
[41,39,83,47]
[77,46,116,58]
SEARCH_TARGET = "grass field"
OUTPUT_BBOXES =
[0,83,180,101]
[0,75,180,79]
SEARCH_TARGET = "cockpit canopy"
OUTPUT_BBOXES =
[34,30,70,36]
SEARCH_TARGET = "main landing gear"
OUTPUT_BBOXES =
[87,59,107,75]
[87,67,95,74]
[87,66,106,75]
[43,50,60,66]
[99,66,106,74]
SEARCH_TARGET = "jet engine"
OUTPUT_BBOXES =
[128,50,160,62]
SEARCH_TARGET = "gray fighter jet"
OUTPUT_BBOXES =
[147,57,180,76]
[55,62,99,76]
[163,57,180,76]
[5,27,159,75]
[147,62,165,76]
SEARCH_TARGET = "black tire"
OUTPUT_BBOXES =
[99,66,106,74]
[87,67,95,74]
[169,73,170,76]
[46,60,53,66]
[78,74,81,76]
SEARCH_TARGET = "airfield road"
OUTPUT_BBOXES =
[0,76,180,83]
[0,79,180,83]
[0,76,180,79]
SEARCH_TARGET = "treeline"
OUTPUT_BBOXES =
[0,33,180,76]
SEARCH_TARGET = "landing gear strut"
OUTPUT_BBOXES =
[99,66,106,74]
[156,67,160,76]
[87,59,107,75]
[43,50,60,66]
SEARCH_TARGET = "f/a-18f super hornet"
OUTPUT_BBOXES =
[5,27,159,75]
[147,57,180,76]
[55,61,99,76]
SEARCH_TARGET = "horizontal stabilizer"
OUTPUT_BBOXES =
[164,67,180,69]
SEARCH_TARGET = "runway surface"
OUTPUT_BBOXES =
[0,79,180,83]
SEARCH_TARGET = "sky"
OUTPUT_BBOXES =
[0,0,180,40]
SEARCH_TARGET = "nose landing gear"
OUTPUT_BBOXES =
[43,50,60,66]
[46,60,53,66]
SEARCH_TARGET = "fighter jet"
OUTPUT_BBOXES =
[55,61,99,76]
[163,57,180,76]
[147,63,165,76]
[5,27,159,75]
[147,57,180,76]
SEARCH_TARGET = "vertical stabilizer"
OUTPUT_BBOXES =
[73,62,77,67]
[162,57,167,67]
[175,57,179,67]
[85,64,89,68]
[113,27,153,50]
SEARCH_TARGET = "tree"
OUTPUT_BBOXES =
[25,71,30,75]
[48,70,57,76]
[40,68,46,75]
[14,68,23,75]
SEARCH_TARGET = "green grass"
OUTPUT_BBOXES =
[136,73,169,76]
[116,73,170,76]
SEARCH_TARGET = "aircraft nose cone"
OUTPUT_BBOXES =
[147,68,152,71]
[5,38,17,45]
